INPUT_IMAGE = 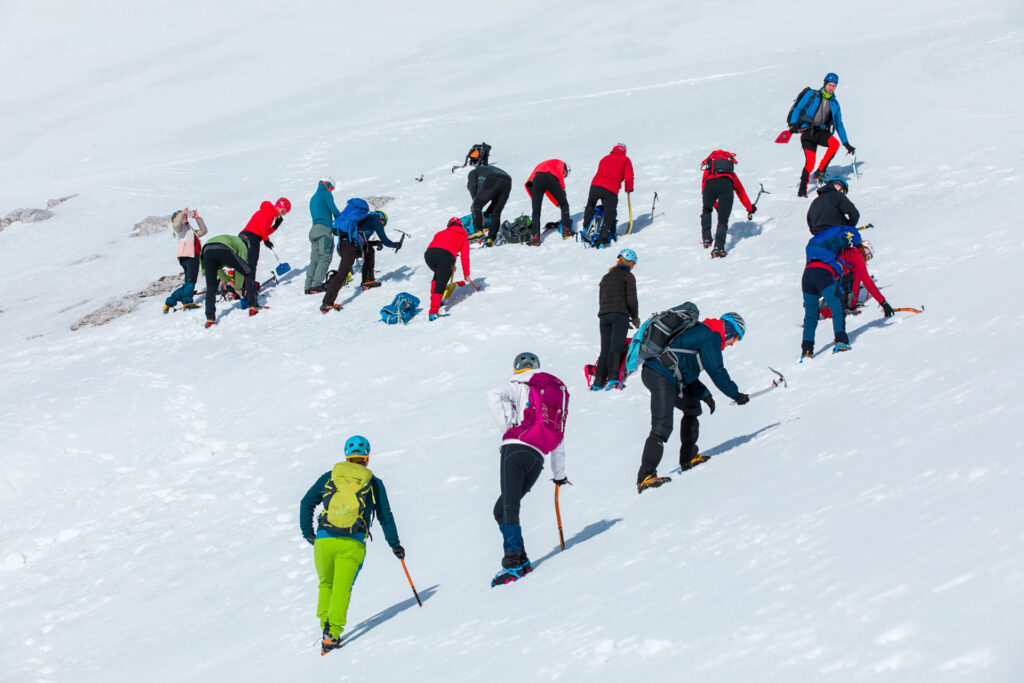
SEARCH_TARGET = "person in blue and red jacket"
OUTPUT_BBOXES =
[788,72,855,197]
[525,159,571,246]
[239,197,290,275]
[700,150,755,258]
[424,217,473,320]
[637,312,748,493]
[583,143,634,245]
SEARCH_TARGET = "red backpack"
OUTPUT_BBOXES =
[701,150,736,175]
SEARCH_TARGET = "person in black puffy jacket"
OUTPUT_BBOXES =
[592,249,639,390]
[806,177,860,235]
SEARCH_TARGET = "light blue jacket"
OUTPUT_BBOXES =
[789,88,849,145]
[309,181,341,228]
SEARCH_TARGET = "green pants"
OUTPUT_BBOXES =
[314,536,366,638]
[305,223,334,290]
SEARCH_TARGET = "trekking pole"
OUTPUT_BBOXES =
[857,223,874,231]
[626,192,634,234]
[400,558,422,607]
[554,484,566,551]
[650,192,658,220]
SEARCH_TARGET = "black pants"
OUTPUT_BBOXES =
[584,185,619,243]
[700,177,735,248]
[529,172,570,239]
[239,231,262,273]
[594,313,630,387]
[424,248,456,295]
[637,365,705,483]
[322,238,374,306]
[201,245,254,321]
[474,177,512,242]
[493,444,544,526]
[800,126,833,151]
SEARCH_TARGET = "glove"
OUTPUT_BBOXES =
[263,239,274,250]
[788,123,800,134]
[844,143,856,155]
[304,534,315,546]
[702,395,716,415]
[456,281,465,288]
[747,205,757,220]
[630,316,641,329]
[882,301,894,318]
[734,393,750,405]
[552,477,572,486]
[392,545,405,559]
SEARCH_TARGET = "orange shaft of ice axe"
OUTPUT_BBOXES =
[555,484,565,551]
[400,558,422,607]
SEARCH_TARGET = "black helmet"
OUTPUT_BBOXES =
[513,352,540,373]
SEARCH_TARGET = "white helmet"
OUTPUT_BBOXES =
[861,240,874,261]
[319,175,335,188]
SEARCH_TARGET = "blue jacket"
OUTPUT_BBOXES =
[309,181,341,228]
[299,471,401,549]
[644,322,740,400]
[357,213,400,249]
[789,88,849,145]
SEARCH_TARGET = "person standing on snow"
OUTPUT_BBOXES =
[591,249,640,391]
[163,208,208,313]
[306,177,340,294]
[319,210,402,313]
[487,353,570,587]
[299,435,405,655]
[525,159,572,246]
[239,197,291,291]
[788,73,856,197]
[199,234,259,327]
[699,150,755,258]
[423,217,474,321]
[467,160,512,248]
[636,311,748,493]
[583,143,634,246]
[806,176,860,235]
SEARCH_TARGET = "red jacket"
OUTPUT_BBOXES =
[241,201,280,240]
[701,169,754,213]
[591,145,634,194]
[807,246,885,305]
[525,159,568,206]
[428,225,471,279]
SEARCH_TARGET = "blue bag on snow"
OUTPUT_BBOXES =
[332,198,370,249]
[380,292,420,325]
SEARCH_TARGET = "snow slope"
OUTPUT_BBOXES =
[2,1,1023,681]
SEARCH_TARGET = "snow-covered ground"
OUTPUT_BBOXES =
[2,1,1023,680]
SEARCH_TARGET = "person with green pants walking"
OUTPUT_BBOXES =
[305,176,340,294]
[299,435,405,655]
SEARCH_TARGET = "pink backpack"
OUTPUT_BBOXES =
[504,372,569,453]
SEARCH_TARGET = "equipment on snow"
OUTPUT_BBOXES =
[500,215,533,245]
[401,558,422,607]
[555,484,566,551]
[332,198,371,249]
[451,142,491,173]
[650,192,658,220]
[579,206,611,248]
[626,192,634,234]
[380,292,420,324]
[268,247,291,283]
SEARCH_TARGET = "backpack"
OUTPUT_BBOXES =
[318,461,375,535]
[701,151,736,176]
[624,302,701,377]
[805,225,862,275]
[579,206,604,247]
[379,292,420,325]
[465,142,491,167]
[503,372,569,453]
[332,198,370,248]
[500,215,532,244]
[787,86,814,127]
[459,213,490,241]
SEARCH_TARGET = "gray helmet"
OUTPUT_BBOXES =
[513,352,540,372]
[720,312,745,340]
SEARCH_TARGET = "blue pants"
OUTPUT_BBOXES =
[165,256,199,307]
[802,266,848,352]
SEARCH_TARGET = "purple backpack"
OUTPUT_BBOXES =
[504,372,569,453]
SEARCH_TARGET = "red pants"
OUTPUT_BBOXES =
[803,135,840,173]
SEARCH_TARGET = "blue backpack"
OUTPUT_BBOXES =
[332,198,370,248]
[806,225,862,274]
[380,292,420,325]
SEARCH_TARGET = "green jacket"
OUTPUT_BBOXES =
[201,234,248,291]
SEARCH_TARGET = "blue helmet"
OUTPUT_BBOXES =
[826,176,849,194]
[344,435,371,458]
[824,72,839,84]
[618,248,637,264]
[720,312,746,341]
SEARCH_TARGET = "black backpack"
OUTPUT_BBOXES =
[701,151,736,175]
[786,86,813,126]
[624,302,701,379]
[500,215,532,244]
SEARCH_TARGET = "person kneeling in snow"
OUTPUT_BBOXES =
[423,217,474,321]
[487,353,570,586]
[299,435,405,655]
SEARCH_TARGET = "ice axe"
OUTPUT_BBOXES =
[892,305,925,314]
[554,483,566,551]
[737,367,787,402]
[650,191,659,220]
[626,192,634,234]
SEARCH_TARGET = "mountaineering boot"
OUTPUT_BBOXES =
[800,349,814,363]
[205,319,216,329]
[320,304,341,314]
[679,452,709,473]
[702,240,713,249]
[361,280,382,290]
[711,247,728,258]
[798,169,810,197]
[604,380,622,391]
[833,343,852,354]
[321,631,343,655]
[248,307,260,317]
[304,285,325,295]
[485,238,495,247]
[428,313,439,321]
[814,169,827,184]
[163,304,174,314]
[491,559,532,587]
[182,302,200,310]
[637,474,671,494]
[590,383,604,391]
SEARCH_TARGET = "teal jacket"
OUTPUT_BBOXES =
[309,181,341,228]
[299,471,401,548]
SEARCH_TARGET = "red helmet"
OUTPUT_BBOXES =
[275,197,291,213]
[447,216,463,228]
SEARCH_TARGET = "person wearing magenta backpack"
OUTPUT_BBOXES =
[486,352,570,587]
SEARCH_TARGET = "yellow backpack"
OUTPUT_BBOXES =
[318,461,375,535]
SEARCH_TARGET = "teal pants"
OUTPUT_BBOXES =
[305,223,334,290]
[314,536,366,638]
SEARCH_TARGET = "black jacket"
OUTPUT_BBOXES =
[468,164,511,199]
[806,184,860,235]
[598,265,638,318]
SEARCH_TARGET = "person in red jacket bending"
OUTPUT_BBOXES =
[583,143,634,246]
[524,159,571,246]
[239,197,291,275]
[424,217,474,321]
[700,151,754,258]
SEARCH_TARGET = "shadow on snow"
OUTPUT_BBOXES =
[342,584,440,645]
[532,517,623,570]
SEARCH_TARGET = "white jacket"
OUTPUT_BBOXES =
[486,368,567,479]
